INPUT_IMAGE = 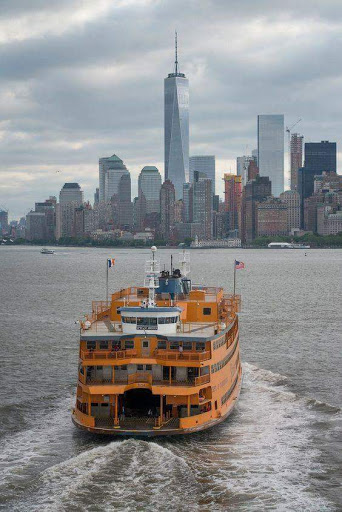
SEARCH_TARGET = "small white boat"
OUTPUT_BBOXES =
[40,248,55,254]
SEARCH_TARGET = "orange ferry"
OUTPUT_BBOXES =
[72,247,242,436]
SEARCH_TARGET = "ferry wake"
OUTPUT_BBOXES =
[72,248,242,436]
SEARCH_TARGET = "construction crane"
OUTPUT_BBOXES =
[286,118,302,187]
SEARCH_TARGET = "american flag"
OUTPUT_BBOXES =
[235,260,245,269]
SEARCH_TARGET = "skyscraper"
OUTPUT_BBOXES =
[257,114,284,197]
[164,33,189,199]
[191,173,213,240]
[99,154,129,202]
[138,166,162,214]
[242,175,271,242]
[290,133,303,191]
[160,180,175,241]
[189,156,215,193]
[236,155,255,187]
[223,174,242,235]
[304,141,336,173]
[57,183,83,238]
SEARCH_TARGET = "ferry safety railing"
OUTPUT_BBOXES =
[127,372,153,385]
[194,374,210,386]
[81,349,138,360]
[154,349,211,362]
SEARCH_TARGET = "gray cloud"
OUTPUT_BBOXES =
[1,0,342,218]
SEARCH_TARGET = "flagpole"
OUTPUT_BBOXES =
[233,259,236,296]
[106,259,109,303]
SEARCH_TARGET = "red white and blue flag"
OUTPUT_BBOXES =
[235,260,245,269]
[107,258,115,268]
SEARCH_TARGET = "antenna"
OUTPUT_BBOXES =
[175,30,178,75]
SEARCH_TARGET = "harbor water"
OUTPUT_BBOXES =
[0,246,341,511]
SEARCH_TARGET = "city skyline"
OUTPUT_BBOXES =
[2,1,342,218]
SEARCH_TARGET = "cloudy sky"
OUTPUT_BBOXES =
[1,0,342,219]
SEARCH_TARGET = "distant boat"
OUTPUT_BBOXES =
[40,248,55,254]
[268,242,310,249]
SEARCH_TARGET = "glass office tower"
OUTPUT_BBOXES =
[189,156,215,194]
[164,37,189,200]
[257,115,284,197]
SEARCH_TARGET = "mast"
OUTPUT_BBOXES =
[175,30,178,75]
[144,246,159,307]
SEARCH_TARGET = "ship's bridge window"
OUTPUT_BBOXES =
[122,317,136,324]
[196,342,206,352]
[203,308,212,316]
[158,316,178,324]
[157,340,167,349]
[137,317,157,329]
[100,341,109,350]
[170,341,179,350]
[87,341,96,350]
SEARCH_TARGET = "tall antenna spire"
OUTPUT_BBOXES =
[175,30,178,75]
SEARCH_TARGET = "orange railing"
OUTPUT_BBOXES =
[154,350,211,362]
[81,349,138,360]
[128,372,153,385]
[194,374,210,386]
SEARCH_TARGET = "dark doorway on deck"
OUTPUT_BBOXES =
[124,389,160,417]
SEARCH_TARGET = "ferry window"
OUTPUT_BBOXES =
[203,308,211,316]
[121,365,127,370]
[158,317,165,324]
[170,342,179,350]
[96,366,103,370]
[137,364,143,371]
[196,342,206,351]
[101,403,109,407]
[143,341,149,348]
[146,365,152,370]
[100,341,109,350]
[91,403,98,407]
[116,307,121,314]
[215,400,218,410]
[183,342,193,351]
[125,340,134,349]
[158,340,167,349]
[87,341,96,350]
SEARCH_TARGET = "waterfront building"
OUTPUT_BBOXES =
[256,197,288,237]
[160,180,175,241]
[317,205,342,235]
[290,133,303,191]
[174,199,183,224]
[138,166,162,215]
[191,173,213,240]
[133,194,147,231]
[174,221,203,241]
[74,203,99,237]
[223,174,242,235]
[57,183,84,239]
[237,155,255,187]
[297,167,324,228]
[25,212,46,240]
[105,160,130,203]
[164,35,189,199]
[242,175,272,242]
[0,209,8,234]
[304,141,336,174]
[280,190,300,233]
[190,156,215,193]
[35,199,56,240]
[257,114,284,197]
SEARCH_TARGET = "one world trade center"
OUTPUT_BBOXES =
[164,33,189,199]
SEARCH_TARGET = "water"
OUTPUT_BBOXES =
[0,246,341,511]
